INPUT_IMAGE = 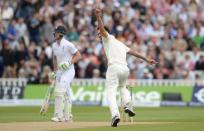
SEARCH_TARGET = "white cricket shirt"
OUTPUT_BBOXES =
[102,34,130,66]
[52,37,78,65]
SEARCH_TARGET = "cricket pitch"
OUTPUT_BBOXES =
[0,121,174,131]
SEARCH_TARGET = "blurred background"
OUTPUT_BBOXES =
[0,0,204,107]
[0,0,204,83]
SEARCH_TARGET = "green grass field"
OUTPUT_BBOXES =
[0,106,204,131]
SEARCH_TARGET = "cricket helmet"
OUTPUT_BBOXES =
[53,25,66,35]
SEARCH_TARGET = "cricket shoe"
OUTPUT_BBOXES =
[111,116,120,127]
[51,117,65,122]
[64,114,73,122]
[124,107,135,117]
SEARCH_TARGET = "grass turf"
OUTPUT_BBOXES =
[0,106,204,131]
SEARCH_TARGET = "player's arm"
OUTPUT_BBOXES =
[127,49,158,65]
[49,53,57,79]
[59,43,81,71]
[95,8,108,38]
[71,51,81,64]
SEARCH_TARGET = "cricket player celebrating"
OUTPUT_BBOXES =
[95,8,158,127]
[51,25,81,122]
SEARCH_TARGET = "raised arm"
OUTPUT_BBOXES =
[127,49,158,65]
[95,8,108,38]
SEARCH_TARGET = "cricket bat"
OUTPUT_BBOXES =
[40,80,55,115]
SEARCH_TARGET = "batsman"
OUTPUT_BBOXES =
[50,25,81,122]
[95,8,158,127]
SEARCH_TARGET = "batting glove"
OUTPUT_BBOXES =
[59,61,71,71]
[49,72,56,79]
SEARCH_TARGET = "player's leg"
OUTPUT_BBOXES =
[52,81,66,122]
[61,69,75,121]
[106,66,120,127]
[64,89,73,121]
[118,68,135,117]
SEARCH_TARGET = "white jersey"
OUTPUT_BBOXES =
[52,37,78,67]
[102,34,130,66]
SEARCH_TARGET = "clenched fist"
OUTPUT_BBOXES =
[146,59,158,65]
[95,8,101,16]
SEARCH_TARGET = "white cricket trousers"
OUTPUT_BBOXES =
[54,66,75,119]
[106,64,131,118]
